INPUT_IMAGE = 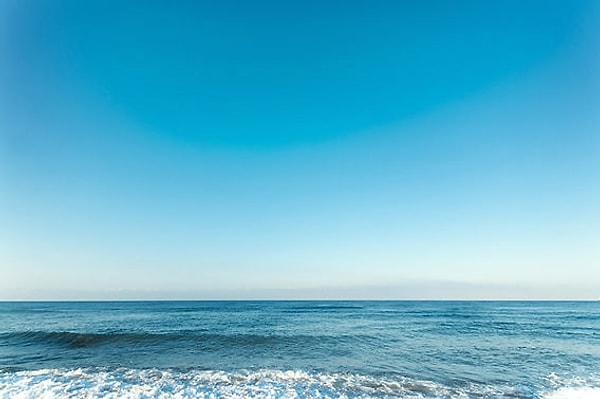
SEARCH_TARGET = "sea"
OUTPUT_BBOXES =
[0,300,598,399]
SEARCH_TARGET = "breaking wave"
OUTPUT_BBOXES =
[1,368,597,399]
[0,368,504,398]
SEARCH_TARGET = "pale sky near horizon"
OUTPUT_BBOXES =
[1,0,599,300]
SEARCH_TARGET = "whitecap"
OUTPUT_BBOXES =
[542,387,600,399]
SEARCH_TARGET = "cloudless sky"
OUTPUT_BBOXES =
[1,0,599,300]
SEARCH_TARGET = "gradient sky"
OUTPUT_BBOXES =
[1,0,599,300]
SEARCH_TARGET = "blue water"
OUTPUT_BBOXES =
[0,301,599,398]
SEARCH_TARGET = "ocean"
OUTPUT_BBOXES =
[0,300,598,398]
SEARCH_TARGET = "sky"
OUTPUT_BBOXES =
[1,0,599,300]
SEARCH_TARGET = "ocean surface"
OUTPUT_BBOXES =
[0,301,598,398]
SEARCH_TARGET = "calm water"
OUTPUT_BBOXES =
[0,301,598,398]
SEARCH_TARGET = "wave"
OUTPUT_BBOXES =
[0,367,551,399]
[0,330,372,349]
[1,331,166,348]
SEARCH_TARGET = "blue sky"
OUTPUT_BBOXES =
[1,0,599,299]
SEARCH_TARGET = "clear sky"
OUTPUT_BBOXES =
[1,0,599,300]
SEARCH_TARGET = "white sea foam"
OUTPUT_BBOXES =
[542,387,600,399]
[0,368,476,399]
[1,368,598,399]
